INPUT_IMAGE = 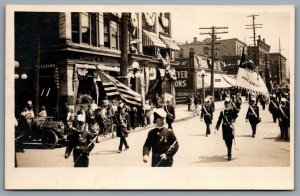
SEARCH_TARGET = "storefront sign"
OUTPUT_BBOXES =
[174,69,194,103]
[79,55,120,64]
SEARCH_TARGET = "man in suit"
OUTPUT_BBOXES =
[201,98,213,137]
[215,98,238,161]
[246,99,260,138]
[278,98,290,140]
[164,100,175,129]
[143,108,179,167]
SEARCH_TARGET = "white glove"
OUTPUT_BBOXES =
[160,153,167,160]
[143,155,149,163]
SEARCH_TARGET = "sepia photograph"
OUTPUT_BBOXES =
[5,4,295,190]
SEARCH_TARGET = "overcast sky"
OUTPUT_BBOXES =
[170,5,294,67]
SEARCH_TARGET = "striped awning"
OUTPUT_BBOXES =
[142,30,166,48]
[75,64,97,70]
[160,35,180,51]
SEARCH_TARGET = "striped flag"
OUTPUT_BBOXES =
[98,71,142,106]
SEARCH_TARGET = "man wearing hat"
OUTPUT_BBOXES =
[201,98,213,137]
[215,98,238,161]
[164,100,175,129]
[269,94,279,123]
[143,108,179,167]
[65,114,96,167]
[246,98,260,138]
[278,98,290,140]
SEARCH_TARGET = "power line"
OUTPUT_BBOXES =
[199,26,228,100]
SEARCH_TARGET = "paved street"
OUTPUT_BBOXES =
[16,98,290,167]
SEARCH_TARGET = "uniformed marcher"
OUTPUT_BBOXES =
[246,99,260,138]
[269,94,279,123]
[215,98,238,161]
[143,108,179,167]
[278,98,290,140]
[201,98,213,137]
[164,100,175,129]
[65,114,96,167]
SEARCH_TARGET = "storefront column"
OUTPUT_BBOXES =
[59,12,72,44]
[137,13,143,54]
[60,63,75,114]
[98,13,104,46]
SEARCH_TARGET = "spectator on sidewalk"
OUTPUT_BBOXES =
[38,106,47,118]
[116,107,130,153]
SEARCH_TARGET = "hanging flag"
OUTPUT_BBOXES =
[235,47,269,96]
[97,71,142,106]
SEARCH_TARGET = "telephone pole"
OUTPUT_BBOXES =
[245,15,263,68]
[278,38,286,83]
[199,26,228,100]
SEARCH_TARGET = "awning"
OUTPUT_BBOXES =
[75,64,97,70]
[206,73,232,88]
[142,30,166,48]
[196,72,233,89]
[159,35,180,51]
[97,64,120,72]
[221,74,236,86]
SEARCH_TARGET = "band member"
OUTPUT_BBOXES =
[164,100,175,129]
[215,98,238,161]
[65,114,95,167]
[116,106,130,153]
[278,98,290,140]
[201,98,213,137]
[143,108,179,167]
[236,93,242,110]
[246,99,260,138]
[269,94,279,123]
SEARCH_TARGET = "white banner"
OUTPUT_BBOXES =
[236,68,269,96]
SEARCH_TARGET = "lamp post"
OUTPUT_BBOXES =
[200,69,206,104]
[131,61,140,92]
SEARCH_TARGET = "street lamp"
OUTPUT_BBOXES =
[200,69,206,104]
[131,61,140,92]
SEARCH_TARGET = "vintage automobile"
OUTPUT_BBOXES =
[17,116,71,149]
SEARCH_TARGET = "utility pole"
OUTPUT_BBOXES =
[120,13,130,85]
[245,15,263,69]
[199,26,228,100]
[34,15,41,116]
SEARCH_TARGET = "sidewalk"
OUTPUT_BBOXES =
[97,97,248,142]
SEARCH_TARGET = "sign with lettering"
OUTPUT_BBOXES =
[174,68,194,103]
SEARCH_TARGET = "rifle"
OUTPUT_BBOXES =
[155,140,178,167]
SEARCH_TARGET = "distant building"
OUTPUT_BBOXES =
[175,37,246,74]
[268,52,287,86]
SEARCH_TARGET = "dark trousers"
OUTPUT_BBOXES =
[73,151,89,167]
[188,104,191,111]
[262,104,266,110]
[205,123,211,135]
[119,136,128,151]
[151,154,173,167]
[167,121,173,129]
[280,125,289,140]
[272,113,277,123]
[250,122,257,137]
[224,139,233,158]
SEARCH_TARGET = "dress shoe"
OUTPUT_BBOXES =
[117,150,121,153]
[124,146,129,151]
[227,157,231,161]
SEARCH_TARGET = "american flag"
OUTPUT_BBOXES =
[98,71,142,106]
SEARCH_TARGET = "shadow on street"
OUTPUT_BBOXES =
[195,155,237,163]
[91,150,119,156]
[262,137,290,143]
[189,134,207,137]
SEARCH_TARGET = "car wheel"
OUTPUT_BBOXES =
[41,129,58,149]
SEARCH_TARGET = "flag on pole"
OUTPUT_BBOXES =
[97,71,142,106]
[235,47,269,96]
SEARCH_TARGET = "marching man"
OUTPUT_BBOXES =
[143,108,179,167]
[200,98,213,137]
[215,98,238,161]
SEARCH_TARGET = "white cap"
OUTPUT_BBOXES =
[153,108,167,118]
[225,97,231,103]
[281,98,287,103]
[77,114,85,122]
[205,98,210,103]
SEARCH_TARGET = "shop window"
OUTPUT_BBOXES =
[111,21,119,49]
[104,18,110,48]
[143,46,156,57]
[71,13,80,43]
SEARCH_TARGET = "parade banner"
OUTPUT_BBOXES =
[236,47,269,96]
[235,68,269,96]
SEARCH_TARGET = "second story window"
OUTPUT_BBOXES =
[71,12,98,46]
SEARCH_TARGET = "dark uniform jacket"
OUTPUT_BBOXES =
[86,109,95,125]
[201,105,213,124]
[215,108,238,140]
[65,129,95,167]
[278,105,290,127]
[246,105,260,124]
[269,99,279,114]
[143,127,179,166]
[165,105,175,123]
